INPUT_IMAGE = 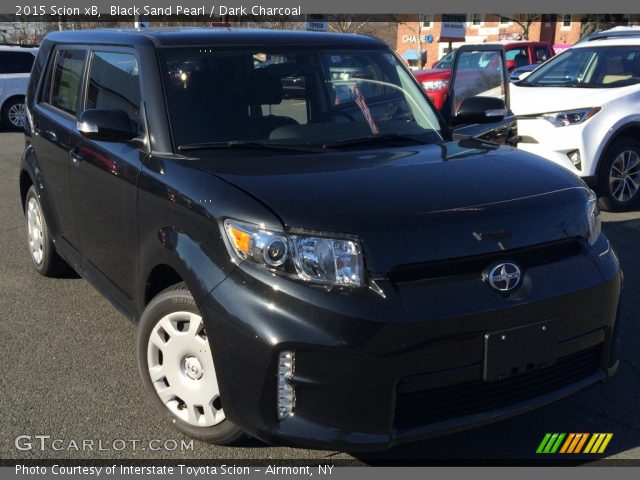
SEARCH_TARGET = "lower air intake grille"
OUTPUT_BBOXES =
[394,346,601,429]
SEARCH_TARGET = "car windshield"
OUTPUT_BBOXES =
[520,45,640,88]
[161,47,443,151]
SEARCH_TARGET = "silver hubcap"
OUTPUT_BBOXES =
[27,197,44,265]
[609,150,640,202]
[8,102,25,128]
[147,311,225,427]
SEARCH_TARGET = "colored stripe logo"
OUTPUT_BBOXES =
[537,433,613,454]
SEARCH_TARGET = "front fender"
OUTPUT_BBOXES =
[137,154,284,317]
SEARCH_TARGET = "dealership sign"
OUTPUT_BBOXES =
[440,14,466,42]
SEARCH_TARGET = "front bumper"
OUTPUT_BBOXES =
[517,118,597,177]
[199,235,621,451]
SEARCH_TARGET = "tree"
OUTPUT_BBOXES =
[498,14,541,40]
[580,14,624,38]
[328,15,373,35]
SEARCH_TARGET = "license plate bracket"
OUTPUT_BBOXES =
[483,320,558,382]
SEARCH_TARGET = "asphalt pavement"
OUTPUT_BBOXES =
[1,130,638,463]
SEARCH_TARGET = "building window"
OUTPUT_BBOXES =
[499,15,512,26]
[469,14,483,26]
[421,15,432,29]
[561,14,572,28]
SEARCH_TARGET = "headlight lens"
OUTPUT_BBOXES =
[422,79,449,91]
[224,219,364,287]
[586,190,601,246]
[541,107,600,127]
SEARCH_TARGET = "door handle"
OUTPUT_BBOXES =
[39,130,57,142]
[70,148,83,165]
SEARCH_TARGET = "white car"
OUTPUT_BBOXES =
[511,35,640,211]
[0,45,38,131]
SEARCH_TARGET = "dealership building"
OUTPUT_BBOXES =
[396,14,629,68]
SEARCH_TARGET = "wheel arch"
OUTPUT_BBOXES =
[595,121,640,178]
[138,227,236,321]
[19,168,34,213]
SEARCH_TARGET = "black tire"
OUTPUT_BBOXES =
[598,138,640,212]
[2,96,26,131]
[136,283,244,445]
[24,186,66,276]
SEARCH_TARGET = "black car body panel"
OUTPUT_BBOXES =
[20,28,622,450]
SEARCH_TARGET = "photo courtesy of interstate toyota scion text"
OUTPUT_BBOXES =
[19,28,622,450]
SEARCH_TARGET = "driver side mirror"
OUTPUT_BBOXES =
[453,96,507,125]
[77,109,137,142]
[506,60,517,71]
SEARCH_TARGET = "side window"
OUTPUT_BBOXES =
[0,51,35,74]
[534,47,550,64]
[506,48,529,67]
[49,49,87,115]
[86,51,141,125]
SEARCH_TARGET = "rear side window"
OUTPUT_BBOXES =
[0,51,35,74]
[85,51,141,124]
[49,49,86,115]
[534,46,551,64]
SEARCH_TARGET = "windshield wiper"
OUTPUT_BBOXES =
[178,140,322,153]
[322,133,429,149]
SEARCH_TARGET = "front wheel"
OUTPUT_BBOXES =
[598,138,640,212]
[136,284,244,444]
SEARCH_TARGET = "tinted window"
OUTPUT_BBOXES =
[162,47,442,149]
[49,49,86,115]
[86,51,141,124]
[522,46,640,88]
[0,51,35,74]
[452,49,506,111]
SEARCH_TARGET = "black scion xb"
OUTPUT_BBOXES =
[20,29,621,450]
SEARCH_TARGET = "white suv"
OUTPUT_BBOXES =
[0,45,37,131]
[511,34,640,211]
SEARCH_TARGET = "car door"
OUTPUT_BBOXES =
[444,44,518,146]
[68,48,145,310]
[31,46,88,259]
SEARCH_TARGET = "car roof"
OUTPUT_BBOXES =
[578,26,640,43]
[42,27,385,48]
[573,36,640,48]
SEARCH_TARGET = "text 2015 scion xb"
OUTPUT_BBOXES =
[20,29,621,450]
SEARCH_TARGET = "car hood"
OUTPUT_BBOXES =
[192,140,592,274]
[511,84,633,115]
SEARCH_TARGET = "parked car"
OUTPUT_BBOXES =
[0,45,38,130]
[20,29,621,450]
[415,41,554,110]
[511,34,640,211]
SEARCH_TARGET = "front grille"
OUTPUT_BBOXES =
[394,346,601,429]
[389,238,584,284]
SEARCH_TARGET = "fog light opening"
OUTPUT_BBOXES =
[568,150,581,170]
[277,351,295,420]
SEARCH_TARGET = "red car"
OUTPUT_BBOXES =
[414,41,554,110]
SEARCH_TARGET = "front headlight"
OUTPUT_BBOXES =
[541,107,600,127]
[223,219,364,287]
[422,79,449,91]
[586,190,601,246]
